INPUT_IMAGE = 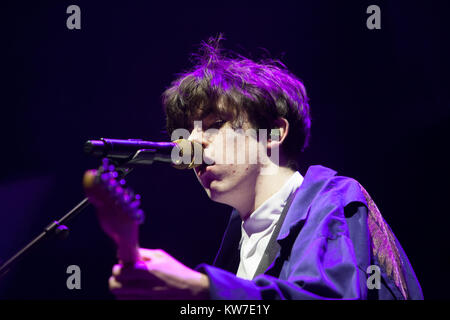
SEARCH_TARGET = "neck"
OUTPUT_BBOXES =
[236,165,295,221]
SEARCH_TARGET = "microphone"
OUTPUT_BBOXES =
[84,138,203,169]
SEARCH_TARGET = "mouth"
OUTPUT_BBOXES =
[195,154,216,177]
[196,163,212,177]
[195,162,219,189]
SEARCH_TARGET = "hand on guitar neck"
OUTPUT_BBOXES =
[83,159,142,265]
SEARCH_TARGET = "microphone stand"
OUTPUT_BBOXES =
[0,148,162,279]
[0,198,91,279]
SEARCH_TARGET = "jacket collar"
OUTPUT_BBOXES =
[277,165,338,242]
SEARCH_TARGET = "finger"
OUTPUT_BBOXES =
[112,264,122,277]
[112,260,146,279]
[109,275,122,291]
[109,275,162,293]
[114,261,152,281]
[116,271,166,287]
[138,248,166,260]
[110,275,162,296]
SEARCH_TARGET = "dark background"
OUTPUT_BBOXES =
[0,0,448,299]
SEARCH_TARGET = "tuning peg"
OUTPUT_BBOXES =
[131,209,145,224]
[106,178,118,191]
[129,198,141,209]
[101,158,110,171]
[122,192,132,204]
[100,172,110,182]
[115,185,124,194]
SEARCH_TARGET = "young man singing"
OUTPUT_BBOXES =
[86,38,423,300]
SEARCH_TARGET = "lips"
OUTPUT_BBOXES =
[196,154,215,176]
[195,163,217,187]
[196,163,211,177]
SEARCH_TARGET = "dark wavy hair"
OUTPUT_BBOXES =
[162,35,311,170]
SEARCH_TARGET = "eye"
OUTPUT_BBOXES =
[207,119,226,130]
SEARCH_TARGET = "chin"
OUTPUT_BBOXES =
[207,182,238,207]
[204,181,223,199]
[206,181,223,198]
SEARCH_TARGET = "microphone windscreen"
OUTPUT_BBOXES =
[172,139,203,170]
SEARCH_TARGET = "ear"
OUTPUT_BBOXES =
[267,118,289,150]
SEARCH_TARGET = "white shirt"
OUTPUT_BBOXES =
[236,171,304,280]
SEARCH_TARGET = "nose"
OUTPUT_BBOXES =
[188,125,215,166]
[187,123,207,147]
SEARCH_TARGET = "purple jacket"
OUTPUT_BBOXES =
[197,165,423,300]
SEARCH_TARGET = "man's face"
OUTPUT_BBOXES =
[188,113,264,209]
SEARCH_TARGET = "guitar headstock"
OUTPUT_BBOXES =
[83,159,143,264]
[83,158,144,227]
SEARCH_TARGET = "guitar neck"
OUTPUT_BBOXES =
[115,232,140,265]
[82,164,144,266]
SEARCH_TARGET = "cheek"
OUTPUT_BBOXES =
[226,135,260,165]
[227,164,259,184]
[210,128,263,166]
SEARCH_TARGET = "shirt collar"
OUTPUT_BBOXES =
[241,171,304,237]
